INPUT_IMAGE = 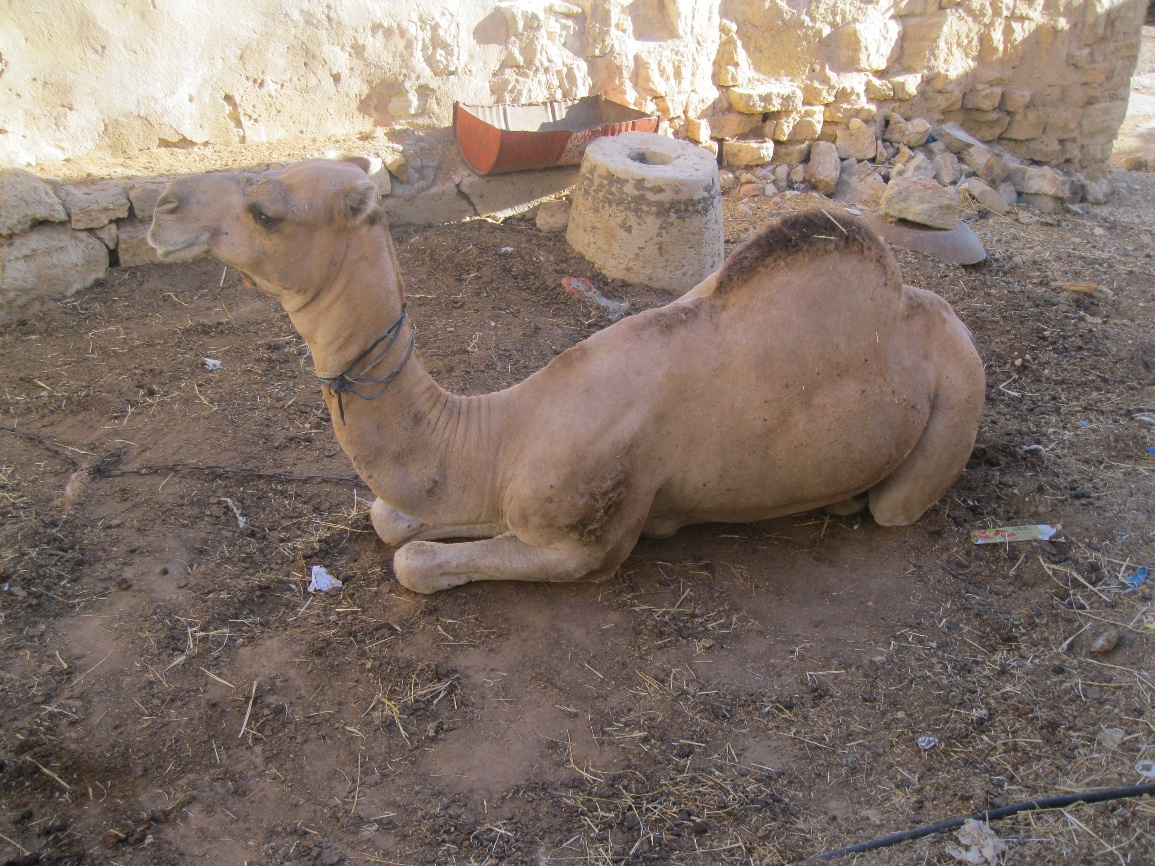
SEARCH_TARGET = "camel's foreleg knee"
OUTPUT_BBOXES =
[392,534,615,594]
[370,499,504,546]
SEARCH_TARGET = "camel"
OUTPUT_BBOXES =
[148,159,985,594]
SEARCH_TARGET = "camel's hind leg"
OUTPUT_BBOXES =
[868,371,984,527]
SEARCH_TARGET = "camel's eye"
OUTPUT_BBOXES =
[249,206,281,230]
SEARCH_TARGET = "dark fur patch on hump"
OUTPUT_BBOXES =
[716,209,899,293]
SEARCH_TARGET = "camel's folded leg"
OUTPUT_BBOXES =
[392,535,608,594]
[370,499,504,546]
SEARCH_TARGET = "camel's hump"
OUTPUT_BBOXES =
[715,209,900,294]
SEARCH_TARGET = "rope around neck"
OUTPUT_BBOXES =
[315,303,415,424]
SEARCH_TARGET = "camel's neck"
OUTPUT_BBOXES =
[282,228,510,524]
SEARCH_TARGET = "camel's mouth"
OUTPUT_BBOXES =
[148,228,212,262]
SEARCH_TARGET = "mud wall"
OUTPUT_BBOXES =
[0,0,1147,168]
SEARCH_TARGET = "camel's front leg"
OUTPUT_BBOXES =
[370,499,504,546]
[392,535,612,594]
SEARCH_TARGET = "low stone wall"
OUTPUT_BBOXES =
[1,0,1147,170]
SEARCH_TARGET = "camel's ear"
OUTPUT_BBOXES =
[341,179,378,224]
[340,156,371,174]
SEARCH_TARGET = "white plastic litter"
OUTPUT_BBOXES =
[918,736,939,750]
[1136,759,1155,779]
[204,358,221,371]
[308,565,343,593]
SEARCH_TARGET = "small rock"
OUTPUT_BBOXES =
[738,182,764,197]
[1,223,108,310]
[788,164,806,185]
[772,164,790,191]
[960,145,1009,185]
[535,200,570,233]
[1123,155,1152,172]
[996,181,1019,207]
[1008,165,1071,199]
[883,115,932,148]
[718,170,737,191]
[836,119,877,160]
[0,168,69,236]
[1021,193,1063,214]
[932,152,961,186]
[128,180,169,221]
[117,219,166,267]
[881,177,960,230]
[833,163,887,208]
[1089,627,1121,654]
[960,178,1011,214]
[804,141,841,195]
[771,141,811,165]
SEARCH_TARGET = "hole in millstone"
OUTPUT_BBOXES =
[628,149,676,166]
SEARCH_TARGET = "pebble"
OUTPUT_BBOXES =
[1089,627,1121,653]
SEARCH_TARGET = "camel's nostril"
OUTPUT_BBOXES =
[154,195,180,214]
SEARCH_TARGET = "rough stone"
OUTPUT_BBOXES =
[883,116,931,148]
[789,164,807,185]
[804,141,841,195]
[1008,165,1071,199]
[93,222,118,249]
[997,182,1019,207]
[684,117,711,144]
[770,141,811,166]
[881,177,960,230]
[127,180,169,222]
[960,177,1011,213]
[836,119,878,160]
[889,74,922,101]
[709,112,761,140]
[728,82,803,115]
[0,169,68,236]
[723,140,775,167]
[1020,193,1063,214]
[55,181,131,230]
[534,200,571,232]
[1,223,108,314]
[117,219,165,267]
[960,145,1008,185]
[932,152,961,186]
[567,132,722,294]
[1003,109,1048,140]
[962,88,1002,111]
[384,182,477,226]
[458,166,578,218]
[1001,89,1032,112]
[833,163,887,208]
[932,122,983,153]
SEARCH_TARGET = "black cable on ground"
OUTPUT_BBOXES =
[806,782,1155,861]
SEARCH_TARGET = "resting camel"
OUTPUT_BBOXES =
[148,159,985,594]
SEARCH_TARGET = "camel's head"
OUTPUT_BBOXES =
[148,159,381,304]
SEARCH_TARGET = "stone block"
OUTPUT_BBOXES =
[962,88,1002,111]
[932,152,961,185]
[804,141,841,195]
[93,223,118,249]
[1000,89,1031,113]
[833,164,888,208]
[1044,108,1081,140]
[960,177,1011,213]
[127,180,169,222]
[787,107,824,141]
[0,169,68,236]
[890,74,922,100]
[458,165,579,218]
[1079,101,1127,139]
[1,223,107,313]
[684,117,711,144]
[961,145,1009,185]
[833,18,901,71]
[117,219,164,267]
[54,180,131,230]
[931,121,982,153]
[1021,193,1062,213]
[729,82,803,114]
[865,78,893,101]
[963,110,1010,141]
[724,140,776,167]
[883,116,932,147]
[836,119,878,160]
[881,177,960,229]
[709,112,761,139]
[1008,165,1070,199]
[1003,109,1048,140]
[535,201,571,232]
[772,142,812,164]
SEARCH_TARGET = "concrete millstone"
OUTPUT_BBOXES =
[567,132,722,294]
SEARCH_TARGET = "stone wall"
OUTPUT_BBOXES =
[1,0,1147,169]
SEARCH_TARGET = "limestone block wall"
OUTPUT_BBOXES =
[0,0,1146,169]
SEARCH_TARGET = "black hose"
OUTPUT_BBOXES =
[807,782,1155,861]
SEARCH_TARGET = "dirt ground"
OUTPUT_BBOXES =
[4,86,1155,866]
